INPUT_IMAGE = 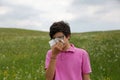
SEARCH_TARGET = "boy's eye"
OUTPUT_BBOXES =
[53,35,64,39]
[57,36,64,39]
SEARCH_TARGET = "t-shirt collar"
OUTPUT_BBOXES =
[63,44,75,53]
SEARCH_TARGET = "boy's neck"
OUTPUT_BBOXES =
[63,43,71,51]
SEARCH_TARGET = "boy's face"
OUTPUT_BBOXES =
[52,32,70,47]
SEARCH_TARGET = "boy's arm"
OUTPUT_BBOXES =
[83,73,91,80]
[45,41,64,80]
[45,55,57,80]
[82,49,92,80]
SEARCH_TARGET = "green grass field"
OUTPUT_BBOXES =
[0,28,120,80]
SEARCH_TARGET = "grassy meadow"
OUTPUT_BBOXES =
[0,28,120,80]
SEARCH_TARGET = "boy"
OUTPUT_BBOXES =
[45,21,92,80]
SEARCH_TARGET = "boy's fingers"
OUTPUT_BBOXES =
[59,39,64,44]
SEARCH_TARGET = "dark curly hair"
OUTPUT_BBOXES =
[49,21,71,39]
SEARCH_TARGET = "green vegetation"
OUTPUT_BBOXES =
[0,28,120,80]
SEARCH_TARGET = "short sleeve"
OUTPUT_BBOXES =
[45,50,52,69]
[82,49,92,74]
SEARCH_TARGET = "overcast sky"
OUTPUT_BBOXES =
[0,0,120,32]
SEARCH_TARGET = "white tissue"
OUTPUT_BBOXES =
[49,38,64,47]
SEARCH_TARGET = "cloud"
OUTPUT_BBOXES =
[69,0,120,24]
[68,0,120,32]
[0,0,120,32]
[0,6,38,20]
[0,6,12,15]
[0,0,74,26]
[0,4,42,30]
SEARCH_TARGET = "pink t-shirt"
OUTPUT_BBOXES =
[45,44,92,80]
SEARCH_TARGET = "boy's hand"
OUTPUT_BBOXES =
[51,41,65,57]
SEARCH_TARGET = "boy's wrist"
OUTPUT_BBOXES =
[51,54,57,59]
[51,56,57,60]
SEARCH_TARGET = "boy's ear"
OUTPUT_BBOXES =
[67,35,71,40]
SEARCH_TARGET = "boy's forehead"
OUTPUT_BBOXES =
[53,32,64,37]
